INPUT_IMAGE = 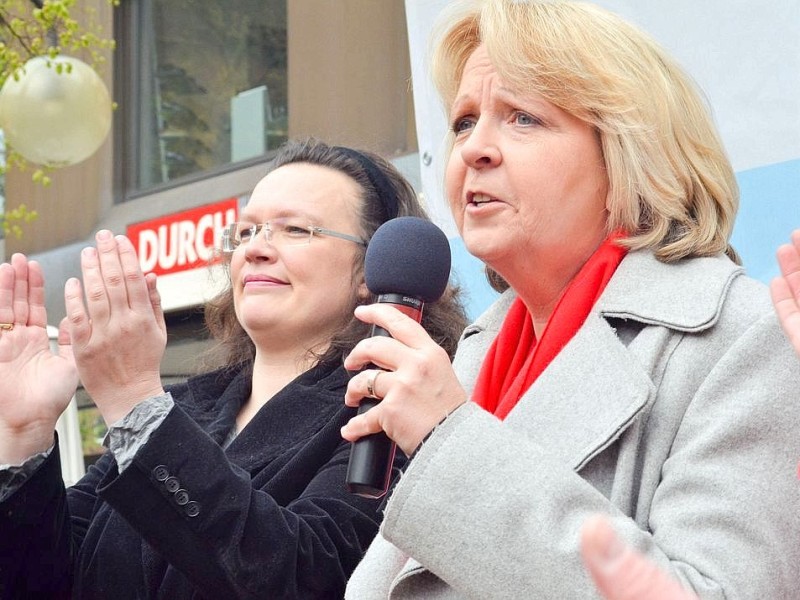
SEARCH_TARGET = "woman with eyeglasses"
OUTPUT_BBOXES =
[0,138,466,599]
[341,1,800,598]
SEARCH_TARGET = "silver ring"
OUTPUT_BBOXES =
[366,370,384,399]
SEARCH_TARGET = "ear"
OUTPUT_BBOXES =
[357,281,370,301]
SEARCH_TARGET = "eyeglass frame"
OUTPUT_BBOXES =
[221,219,367,253]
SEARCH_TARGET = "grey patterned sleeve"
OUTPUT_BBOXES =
[104,392,175,473]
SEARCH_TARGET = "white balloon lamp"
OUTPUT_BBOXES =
[0,55,112,167]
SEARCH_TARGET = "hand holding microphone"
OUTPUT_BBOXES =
[343,217,466,498]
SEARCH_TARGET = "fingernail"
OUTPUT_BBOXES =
[96,230,112,241]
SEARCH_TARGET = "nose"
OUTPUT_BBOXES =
[459,118,501,169]
[243,225,277,262]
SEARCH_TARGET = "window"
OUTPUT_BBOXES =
[117,0,287,197]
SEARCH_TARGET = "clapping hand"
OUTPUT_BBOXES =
[65,231,167,426]
[770,229,800,358]
[0,254,78,463]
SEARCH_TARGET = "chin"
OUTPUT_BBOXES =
[462,235,504,263]
[239,313,277,335]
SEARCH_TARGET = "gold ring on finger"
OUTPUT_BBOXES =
[366,370,384,400]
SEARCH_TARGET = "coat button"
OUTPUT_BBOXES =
[174,489,190,506]
[185,501,200,518]
[153,465,169,481]
[164,476,180,493]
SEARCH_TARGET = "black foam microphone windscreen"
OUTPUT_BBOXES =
[346,216,452,498]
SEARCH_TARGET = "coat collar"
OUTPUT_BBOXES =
[175,360,349,470]
[454,250,743,471]
[598,250,743,331]
[462,250,743,339]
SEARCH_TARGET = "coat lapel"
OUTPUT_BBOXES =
[455,283,655,473]
[504,311,654,470]
[453,251,743,473]
[180,361,348,474]
[222,362,348,473]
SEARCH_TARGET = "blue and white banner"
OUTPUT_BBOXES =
[405,0,800,318]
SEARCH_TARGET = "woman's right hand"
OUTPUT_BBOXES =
[770,228,800,358]
[342,303,468,456]
[0,254,79,463]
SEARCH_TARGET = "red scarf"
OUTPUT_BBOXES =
[473,235,627,420]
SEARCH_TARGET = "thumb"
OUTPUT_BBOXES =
[580,515,697,600]
[57,316,76,367]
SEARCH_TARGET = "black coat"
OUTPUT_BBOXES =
[0,361,393,599]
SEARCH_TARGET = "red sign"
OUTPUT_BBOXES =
[127,198,239,276]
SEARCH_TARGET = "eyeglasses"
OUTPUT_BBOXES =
[221,218,367,253]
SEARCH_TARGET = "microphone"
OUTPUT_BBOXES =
[346,216,452,498]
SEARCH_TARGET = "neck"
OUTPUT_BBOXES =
[496,237,607,339]
[236,346,321,431]
[500,264,579,340]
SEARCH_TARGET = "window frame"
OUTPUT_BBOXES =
[113,0,286,203]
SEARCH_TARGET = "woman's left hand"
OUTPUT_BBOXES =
[65,231,168,425]
[342,303,467,456]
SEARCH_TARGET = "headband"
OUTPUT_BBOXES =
[334,146,400,222]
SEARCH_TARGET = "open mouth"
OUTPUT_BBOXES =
[468,192,498,206]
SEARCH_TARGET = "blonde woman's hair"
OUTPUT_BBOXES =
[432,0,739,265]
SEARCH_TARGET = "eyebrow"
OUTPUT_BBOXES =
[450,83,523,108]
[450,85,551,118]
[238,209,318,222]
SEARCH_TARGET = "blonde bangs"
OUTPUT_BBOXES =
[431,4,482,113]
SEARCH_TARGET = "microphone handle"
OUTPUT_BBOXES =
[346,295,422,498]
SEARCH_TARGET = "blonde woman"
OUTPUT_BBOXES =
[342,1,800,597]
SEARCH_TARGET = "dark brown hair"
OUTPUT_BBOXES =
[201,138,467,371]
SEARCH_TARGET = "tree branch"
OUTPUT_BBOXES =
[0,11,36,56]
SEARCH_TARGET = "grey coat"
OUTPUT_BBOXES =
[346,250,800,599]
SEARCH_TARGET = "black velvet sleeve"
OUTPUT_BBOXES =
[0,436,78,599]
[97,403,388,599]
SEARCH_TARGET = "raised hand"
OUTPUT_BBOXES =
[581,515,698,600]
[0,254,79,463]
[341,303,467,456]
[65,231,167,425]
[770,229,800,358]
